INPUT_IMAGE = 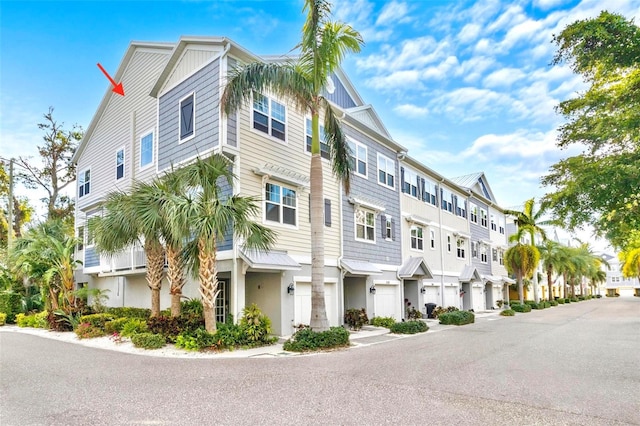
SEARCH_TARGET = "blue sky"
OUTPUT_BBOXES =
[1,0,639,220]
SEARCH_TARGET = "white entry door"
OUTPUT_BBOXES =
[374,284,399,319]
[472,286,484,312]
[444,286,459,307]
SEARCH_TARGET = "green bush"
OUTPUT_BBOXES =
[147,313,204,343]
[344,308,368,330]
[557,298,565,304]
[439,310,475,325]
[0,312,6,325]
[406,307,423,320]
[106,307,151,319]
[131,333,166,349]
[214,322,247,348]
[175,328,217,351]
[121,319,148,337]
[549,300,558,306]
[370,316,396,328]
[571,297,579,302]
[239,304,272,343]
[432,306,459,319]
[577,295,586,301]
[75,323,106,339]
[104,317,130,334]
[510,303,532,313]
[596,294,602,298]
[79,313,114,329]
[0,292,22,323]
[283,327,350,352]
[16,313,33,327]
[181,299,204,316]
[500,309,515,316]
[389,320,428,334]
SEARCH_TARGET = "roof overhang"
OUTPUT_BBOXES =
[459,265,482,282]
[340,258,382,276]
[239,249,301,271]
[398,257,433,279]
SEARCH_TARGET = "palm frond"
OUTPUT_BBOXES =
[322,99,352,193]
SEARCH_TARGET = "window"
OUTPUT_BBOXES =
[490,214,497,231]
[470,204,478,223]
[305,118,329,159]
[456,238,465,259]
[440,188,453,213]
[265,182,297,226]
[411,226,423,251]
[116,148,124,180]
[377,154,395,189]
[348,139,367,177]
[430,229,436,249]
[180,93,195,141]
[471,241,478,258]
[385,217,393,240]
[499,217,505,234]
[77,226,84,251]
[480,245,488,263]
[324,199,332,227]
[498,249,504,265]
[422,178,437,205]
[492,248,498,262]
[253,92,285,141]
[78,168,90,198]
[140,132,153,168]
[480,208,488,227]
[447,234,451,252]
[355,208,375,242]
[454,195,466,218]
[401,167,418,198]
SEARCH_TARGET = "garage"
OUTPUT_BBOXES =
[294,282,337,327]
[472,286,484,312]
[373,284,399,320]
[443,285,460,308]
[424,285,439,305]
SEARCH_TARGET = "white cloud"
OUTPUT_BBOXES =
[422,56,460,80]
[366,69,422,90]
[462,129,560,160]
[376,1,412,26]
[486,5,527,33]
[458,23,481,44]
[393,104,429,118]
[483,67,526,88]
[534,0,570,11]
[429,87,514,122]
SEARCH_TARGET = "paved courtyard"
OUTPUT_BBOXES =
[1,297,639,425]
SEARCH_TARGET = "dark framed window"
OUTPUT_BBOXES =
[78,169,90,198]
[116,148,124,180]
[180,93,195,140]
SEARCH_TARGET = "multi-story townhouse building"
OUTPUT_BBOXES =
[451,173,511,310]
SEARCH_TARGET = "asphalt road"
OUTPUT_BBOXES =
[1,297,639,425]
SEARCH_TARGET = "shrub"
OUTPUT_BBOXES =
[564,298,571,303]
[344,308,368,330]
[571,297,579,303]
[120,319,148,337]
[510,303,532,313]
[406,307,423,320]
[370,316,396,328]
[577,295,586,301]
[106,307,151,319]
[500,309,515,316]
[549,300,558,306]
[147,313,204,343]
[0,292,22,323]
[557,298,565,304]
[283,327,350,352]
[131,333,166,350]
[181,299,204,316]
[175,328,217,351]
[104,317,130,334]
[79,313,114,329]
[16,313,32,327]
[596,294,602,298]
[432,306,459,319]
[439,310,475,325]
[212,322,247,348]
[389,320,428,334]
[0,312,6,325]
[48,311,75,331]
[239,304,273,343]
[75,322,106,339]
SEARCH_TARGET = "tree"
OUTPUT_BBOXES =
[504,198,549,302]
[0,162,34,249]
[543,11,640,248]
[221,0,363,331]
[89,183,166,317]
[505,238,540,304]
[17,107,83,221]
[537,240,572,301]
[619,230,640,281]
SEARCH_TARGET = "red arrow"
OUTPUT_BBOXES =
[97,63,124,96]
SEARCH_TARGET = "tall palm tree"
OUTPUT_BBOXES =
[221,0,363,331]
[505,234,540,304]
[89,182,166,317]
[537,240,572,301]
[168,154,277,333]
[505,198,550,302]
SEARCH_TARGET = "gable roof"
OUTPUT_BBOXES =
[398,257,433,279]
[72,41,174,164]
[346,105,392,139]
[450,172,499,206]
[459,265,482,282]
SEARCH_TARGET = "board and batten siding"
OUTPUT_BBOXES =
[341,125,402,266]
[235,103,342,261]
[76,49,171,212]
[226,58,238,148]
[400,186,441,269]
[322,74,356,109]
[469,198,491,276]
[161,48,223,94]
[157,58,220,172]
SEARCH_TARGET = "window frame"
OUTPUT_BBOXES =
[410,225,424,251]
[385,216,393,241]
[179,92,196,143]
[347,138,368,178]
[430,229,436,249]
[252,92,287,143]
[115,147,125,181]
[377,153,395,190]
[264,181,298,228]
[77,226,85,251]
[480,208,488,228]
[490,214,497,231]
[355,207,376,243]
[139,131,154,170]
[78,167,91,198]
[402,167,419,198]
[447,234,452,253]
[456,238,466,259]
[470,203,478,223]
[480,244,488,263]
[305,117,330,160]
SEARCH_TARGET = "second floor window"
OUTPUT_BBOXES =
[265,183,296,226]
[480,245,488,263]
[490,214,497,231]
[470,204,478,223]
[377,154,395,189]
[385,217,393,240]
[471,241,478,258]
[140,132,153,168]
[430,229,436,249]
[480,208,488,227]
[78,169,90,198]
[305,118,329,159]
[441,188,453,213]
[498,249,504,265]
[180,93,195,141]
[401,167,418,198]
[457,238,465,259]
[253,92,285,141]
[348,139,367,177]
[355,208,375,242]
[411,226,423,250]
[116,149,124,180]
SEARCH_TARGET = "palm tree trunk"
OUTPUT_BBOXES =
[547,267,553,301]
[562,273,567,299]
[145,239,165,317]
[309,150,329,331]
[166,244,185,317]
[518,270,524,304]
[198,238,218,333]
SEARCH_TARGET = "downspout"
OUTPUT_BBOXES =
[438,179,445,307]
[219,41,232,154]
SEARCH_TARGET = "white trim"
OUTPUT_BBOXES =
[293,276,339,284]
[404,214,437,227]
[250,92,288,145]
[115,146,125,181]
[377,152,396,190]
[354,207,376,244]
[178,91,196,144]
[158,50,224,97]
[139,129,155,170]
[78,167,91,198]
[373,279,401,286]
[348,196,385,214]
[263,180,299,230]
[410,225,424,252]
[347,137,368,179]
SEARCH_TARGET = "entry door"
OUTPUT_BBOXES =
[294,282,336,326]
[216,279,229,323]
[473,286,484,311]
[374,284,398,319]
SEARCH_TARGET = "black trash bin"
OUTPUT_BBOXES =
[425,303,437,319]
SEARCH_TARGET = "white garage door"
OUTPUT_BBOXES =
[425,286,439,305]
[472,286,484,312]
[444,286,459,308]
[294,282,336,326]
[374,284,399,320]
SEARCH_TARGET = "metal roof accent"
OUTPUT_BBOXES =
[340,258,382,276]
[239,249,301,271]
[398,257,433,279]
[459,265,482,282]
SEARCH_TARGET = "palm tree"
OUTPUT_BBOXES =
[168,154,276,333]
[505,198,550,302]
[537,240,572,301]
[505,233,540,304]
[89,182,166,317]
[620,247,640,281]
[221,0,363,331]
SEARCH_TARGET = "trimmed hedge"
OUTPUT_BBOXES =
[131,333,166,350]
[511,303,532,313]
[439,310,475,325]
[549,300,558,306]
[370,316,396,328]
[500,309,515,316]
[104,317,130,334]
[0,292,22,324]
[557,298,565,304]
[106,307,151,319]
[79,313,114,328]
[283,327,350,352]
[389,320,428,334]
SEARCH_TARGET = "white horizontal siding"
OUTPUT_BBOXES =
[162,47,222,94]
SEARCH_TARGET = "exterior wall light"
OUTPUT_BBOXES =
[369,285,376,294]
[287,283,295,295]
[420,286,426,294]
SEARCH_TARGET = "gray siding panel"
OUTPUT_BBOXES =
[85,247,99,268]
[218,174,233,251]
[158,59,220,171]
[226,58,237,147]
[323,73,356,109]
[469,199,491,275]
[341,126,402,266]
